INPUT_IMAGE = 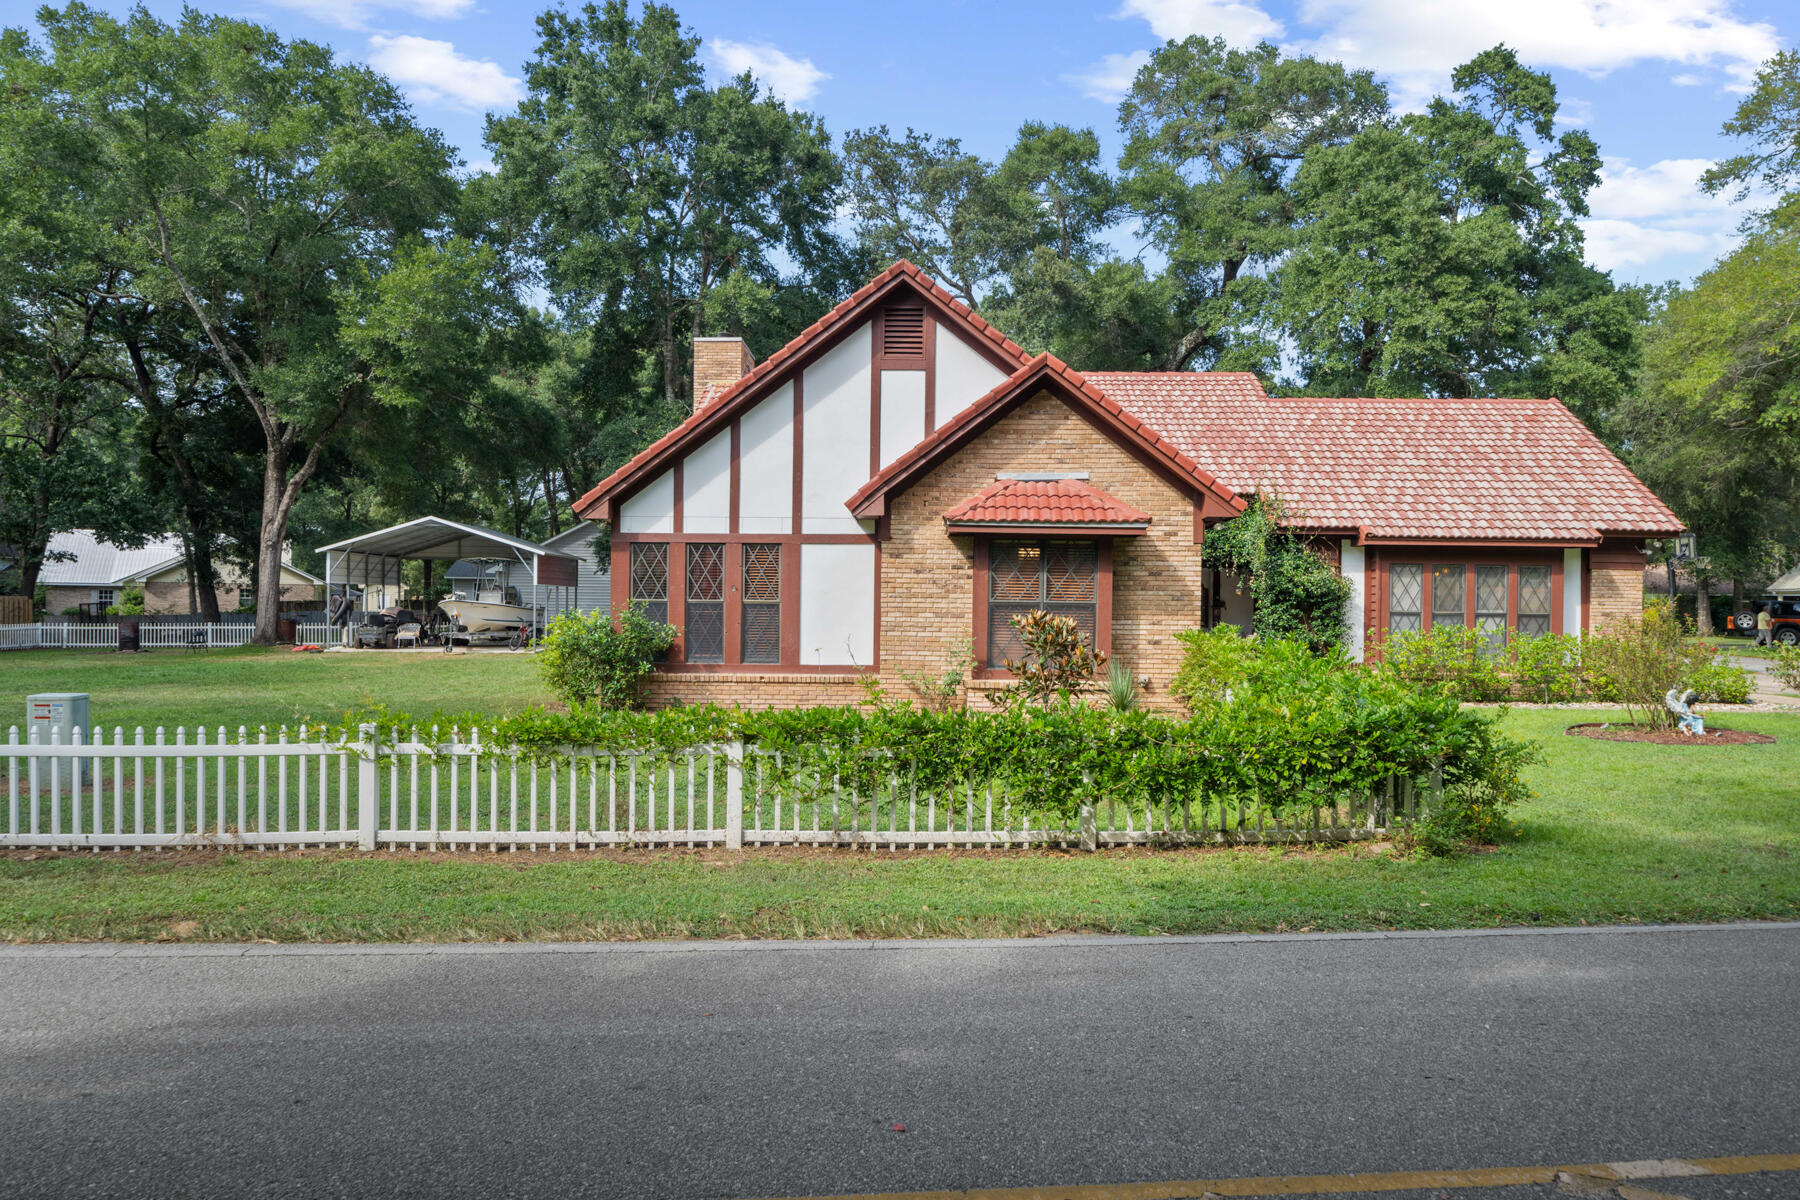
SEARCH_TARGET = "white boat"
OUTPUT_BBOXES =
[441,588,533,636]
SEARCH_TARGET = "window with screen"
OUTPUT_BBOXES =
[685,543,725,662]
[1475,564,1509,651]
[987,540,1098,668]
[1517,565,1551,637]
[239,587,256,609]
[1430,564,1464,629]
[628,543,669,626]
[95,588,115,607]
[741,544,781,664]
[1388,565,1423,633]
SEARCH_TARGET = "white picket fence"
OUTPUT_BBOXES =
[0,724,1425,852]
[2,623,266,650]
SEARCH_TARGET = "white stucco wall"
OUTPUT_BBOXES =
[934,328,1008,426]
[1341,541,1366,660]
[682,426,732,534]
[1564,548,1583,634]
[619,468,675,534]
[879,369,926,469]
[738,383,793,535]
[801,323,872,534]
[799,542,874,666]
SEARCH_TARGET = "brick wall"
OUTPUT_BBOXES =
[692,337,754,411]
[878,389,1203,713]
[641,673,868,711]
[44,587,88,615]
[1590,540,1648,631]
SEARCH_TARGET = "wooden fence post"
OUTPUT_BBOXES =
[725,741,744,850]
[357,723,379,850]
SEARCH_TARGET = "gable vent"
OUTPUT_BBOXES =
[882,306,926,357]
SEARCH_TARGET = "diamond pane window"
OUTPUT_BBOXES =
[989,542,1041,602]
[1431,565,1465,629]
[684,543,726,662]
[629,543,669,627]
[1046,543,1099,602]
[1389,564,1423,634]
[742,544,781,664]
[1475,564,1509,652]
[987,539,1099,668]
[1517,564,1552,638]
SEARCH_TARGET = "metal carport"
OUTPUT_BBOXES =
[315,517,579,642]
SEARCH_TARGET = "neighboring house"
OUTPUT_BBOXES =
[38,530,323,615]
[574,261,1682,712]
[445,521,610,617]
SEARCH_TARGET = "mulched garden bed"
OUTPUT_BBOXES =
[1566,722,1775,746]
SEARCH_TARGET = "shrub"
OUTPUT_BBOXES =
[1103,661,1140,712]
[1685,659,1752,704]
[1168,625,1257,716]
[1407,716,1537,856]
[1381,626,1511,701]
[1508,634,1586,703]
[1582,602,1716,728]
[992,610,1106,706]
[535,603,677,711]
[1771,644,1800,693]
[104,586,146,617]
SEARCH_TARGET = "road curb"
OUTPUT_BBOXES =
[5,919,1798,959]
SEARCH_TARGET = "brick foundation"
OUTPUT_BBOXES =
[641,673,870,711]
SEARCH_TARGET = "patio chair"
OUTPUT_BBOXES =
[395,622,422,649]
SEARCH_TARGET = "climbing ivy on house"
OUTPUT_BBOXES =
[1202,497,1351,651]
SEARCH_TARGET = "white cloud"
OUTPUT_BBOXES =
[1578,156,1771,277]
[707,38,830,105]
[1063,50,1152,103]
[1078,0,1781,112]
[264,0,475,32]
[1670,73,1705,87]
[1114,0,1285,44]
[365,35,522,112]
[1294,0,1781,109]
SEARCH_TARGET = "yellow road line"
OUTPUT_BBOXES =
[752,1152,1800,1200]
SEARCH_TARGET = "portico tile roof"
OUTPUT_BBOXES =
[1084,375,1684,542]
[944,478,1151,527]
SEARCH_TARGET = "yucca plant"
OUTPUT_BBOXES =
[1105,661,1140,712]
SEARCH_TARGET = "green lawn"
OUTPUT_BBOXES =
[1,682,1795,941]
[0,645,549,733]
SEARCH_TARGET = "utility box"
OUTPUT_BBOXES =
[27,693,89,744]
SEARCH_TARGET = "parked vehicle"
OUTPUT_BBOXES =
[1770,599,1800,645]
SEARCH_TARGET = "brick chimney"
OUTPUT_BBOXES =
[693,336,755,412]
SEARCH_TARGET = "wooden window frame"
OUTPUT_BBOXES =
[971,536,1114,678]
[1371,550,1567,657]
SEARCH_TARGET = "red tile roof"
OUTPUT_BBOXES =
[1083,374,1684,542]
[847,354,1245,520]
[571,260,1033,519]
[944,478,1152,528]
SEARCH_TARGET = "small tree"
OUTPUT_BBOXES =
[536,604,677,711]
[1584,602,1716,729]
[991,610,1108,706]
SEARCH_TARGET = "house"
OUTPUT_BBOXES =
[38,530,323,616]
[574,261,1681,711]
[445,521,610,617]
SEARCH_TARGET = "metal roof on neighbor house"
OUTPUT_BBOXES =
[37,531,187,586]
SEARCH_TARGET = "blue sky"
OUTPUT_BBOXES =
[21,0,1797,288]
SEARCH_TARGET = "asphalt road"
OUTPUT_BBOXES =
[3,924,1798,1200]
